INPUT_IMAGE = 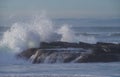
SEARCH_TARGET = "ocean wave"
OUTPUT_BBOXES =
[0,13,96,64]
[0,74,110,77]
[75,32,120,37]
[0,14,96,52]
[108,32,120,36]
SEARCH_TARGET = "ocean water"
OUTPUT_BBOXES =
[0,14,120,77]
[0,63,120,77]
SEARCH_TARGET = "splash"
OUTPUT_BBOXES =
[0,14,60,52]
[0,14,96,52]
[0,13,96,64]
[58,24,96,43]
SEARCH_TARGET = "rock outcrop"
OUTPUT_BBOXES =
[17,41,120,63]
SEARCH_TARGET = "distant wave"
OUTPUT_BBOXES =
[0,74,108,77]
[109,32,120,36]
[75,32,120,37]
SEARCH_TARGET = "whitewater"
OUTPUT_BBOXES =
[0,14,120,77]
[0,14,96,64]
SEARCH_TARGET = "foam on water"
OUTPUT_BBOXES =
[0,13,96,64]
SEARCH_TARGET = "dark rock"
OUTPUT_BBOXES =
[76,52,120,63]
[76,42,120,63]
[79,42,95,49]
[17,48,38,60]
[40,41,79,48]
[63,53,80,63]
[17,41,120,63]
[30,49,43,63]
[17,48,82,63]
[96,42,116,46]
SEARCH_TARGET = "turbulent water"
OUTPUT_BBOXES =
[0,14,120,77]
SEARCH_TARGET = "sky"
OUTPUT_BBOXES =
[0,0,120,18]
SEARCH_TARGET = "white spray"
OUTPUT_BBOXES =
[0,13,96,64]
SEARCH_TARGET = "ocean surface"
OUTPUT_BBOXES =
[0,63,120,77]
[0,15,120,77]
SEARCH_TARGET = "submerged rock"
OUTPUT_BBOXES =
[17,41,120,63]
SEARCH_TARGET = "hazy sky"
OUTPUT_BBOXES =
[0,0,120,18]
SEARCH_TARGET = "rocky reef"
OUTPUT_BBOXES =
[17,41,120,64]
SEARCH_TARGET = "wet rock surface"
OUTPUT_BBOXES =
[17,41,120,63]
